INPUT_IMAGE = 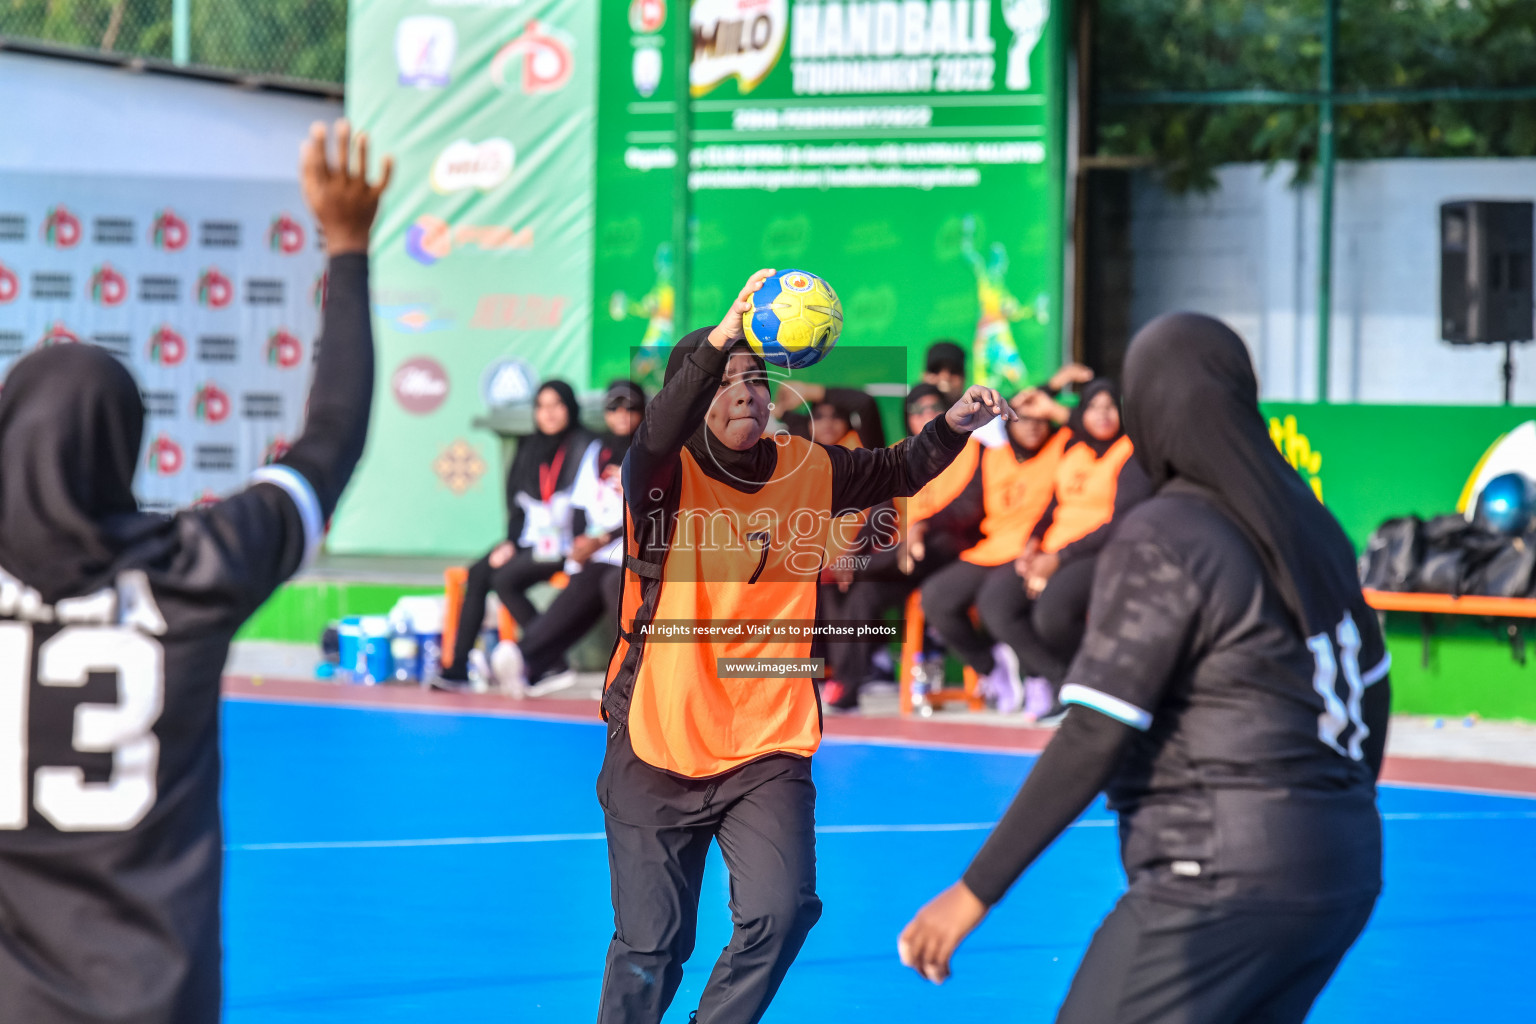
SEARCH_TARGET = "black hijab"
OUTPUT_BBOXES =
[664,335,775,492]
[1067,378,1124,456]
[0,344,170,603]
[1122,312,1361,638]
[508,380,594,502]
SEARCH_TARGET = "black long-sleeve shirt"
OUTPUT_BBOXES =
[280,253,374,521]
[0,251,381,1024]
[964,489,1390,910]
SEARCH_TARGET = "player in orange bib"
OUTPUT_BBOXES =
[595,269,1012,1024]
[916,394,1070,712]
[990,380,1152,713]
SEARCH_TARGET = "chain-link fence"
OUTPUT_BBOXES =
[0,0,347,85]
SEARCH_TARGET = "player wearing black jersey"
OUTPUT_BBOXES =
[0,120,389,1024]
[900,312,1392,1023]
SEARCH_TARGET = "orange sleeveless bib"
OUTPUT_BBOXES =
[610,436,833,777]
[1042,435,1135,553]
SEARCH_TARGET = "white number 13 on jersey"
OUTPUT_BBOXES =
[1,623,165,831]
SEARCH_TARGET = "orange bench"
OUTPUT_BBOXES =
[1363,588,1536,665]
[1363,589,1536,619]
[440,566,569,670]
[898,590,983,716]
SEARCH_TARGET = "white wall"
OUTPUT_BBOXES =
[0,49,341,180]
[1129,158,1536,404]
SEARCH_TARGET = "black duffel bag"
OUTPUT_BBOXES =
[1469,529,1536,598]
[1359,515,1422,591]
[1416,514,1519,596]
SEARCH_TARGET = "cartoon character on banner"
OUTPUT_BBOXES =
[959,216,1046,392]
[610,242,676,393]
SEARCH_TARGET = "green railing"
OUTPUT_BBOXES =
[0,0,347,85]
[1089,0,1536,403]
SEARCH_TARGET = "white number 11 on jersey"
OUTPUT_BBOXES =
[1307,611,1387,762]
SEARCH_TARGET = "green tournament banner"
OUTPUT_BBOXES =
[339,0,596,555]
[595,0,1067,396]
[593,0,689,393]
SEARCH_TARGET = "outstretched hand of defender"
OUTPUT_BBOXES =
[898,881,989,985]
[708,268,777,350]
[945,385,1015,433]
[300,118,393,257]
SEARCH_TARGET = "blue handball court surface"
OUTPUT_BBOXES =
[221,696,1536,1022]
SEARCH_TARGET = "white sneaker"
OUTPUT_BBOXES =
[527,668,577,698]
[988,644,1025,714]
[489,642,528,698]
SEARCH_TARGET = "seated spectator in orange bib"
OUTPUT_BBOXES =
[594,268,1012,1024]
[439,380,596,685]
[977,379,1151,716]
[819,384,984,709]
[776,381,886,449]
[917,391,1069,713]
[489,380,644,696]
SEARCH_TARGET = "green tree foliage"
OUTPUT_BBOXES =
[0,0,345,83]
[1097,0,1536,191]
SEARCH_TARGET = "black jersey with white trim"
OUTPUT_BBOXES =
[1061,490,1389,908]
[0,469,321,1023]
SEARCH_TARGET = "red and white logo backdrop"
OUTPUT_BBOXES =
[0,172,325,513]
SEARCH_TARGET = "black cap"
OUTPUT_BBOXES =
[604,379,645,412]
[925,340,965,376]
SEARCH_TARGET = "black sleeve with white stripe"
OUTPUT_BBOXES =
[1058,537,1204,732]
[277,252,374,520]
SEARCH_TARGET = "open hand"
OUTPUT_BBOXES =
[945,385,1015,433]
[299,119,393,256]
[709,268,776,350]
[1048,363,1095,392]
[1014,388,1069,424]
[488,541,515,570]
[897,881,989,985]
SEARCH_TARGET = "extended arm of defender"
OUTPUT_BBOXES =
[826,385,1010,516]
[278,120,391,520]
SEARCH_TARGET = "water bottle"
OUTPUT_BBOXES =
[390,608,420,684]
[910,657,932,716]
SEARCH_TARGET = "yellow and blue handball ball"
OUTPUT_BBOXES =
[742,269,843,369]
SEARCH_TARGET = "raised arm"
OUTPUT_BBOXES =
[269,120,391,522]
[624,270,774,513]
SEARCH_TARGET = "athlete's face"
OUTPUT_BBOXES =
[1008,409,1051,450]
[535,388,570,435]
[707,352,771,451]
[811,402,850,446]
[1083,390,1120,441]
[906,398,944,436]
[604,404,642,437]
